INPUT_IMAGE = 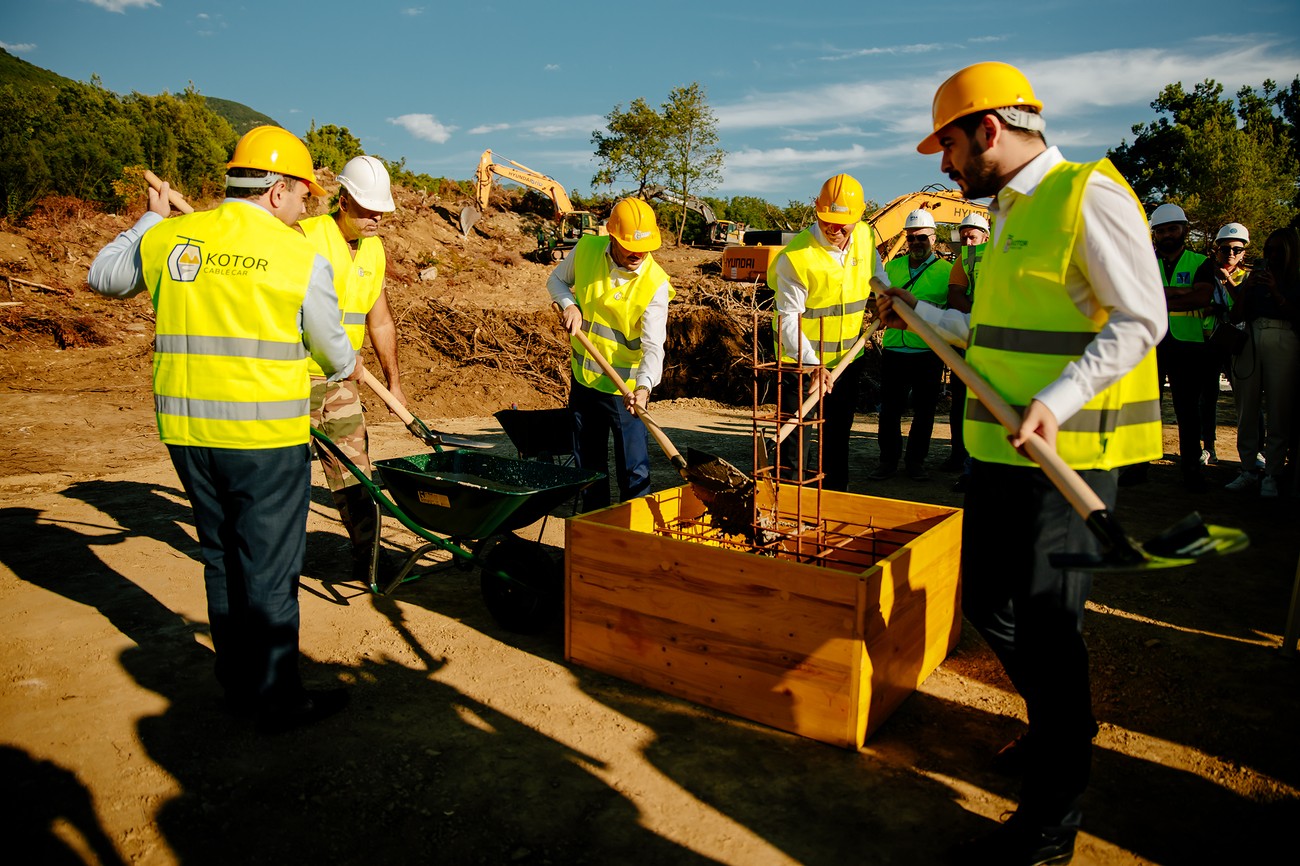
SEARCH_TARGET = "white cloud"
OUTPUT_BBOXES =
[544,64,560,71]
[967,35,1008,44]
[819,42,948,62]
[518,114,604,139]
[469,123,511,135]
[780,125,871,142]
[80,0,159,12]
[389,113,456,143]
[401,6,424,15]
[1,41,36,53]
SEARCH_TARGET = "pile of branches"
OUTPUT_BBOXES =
[408,299,571,402]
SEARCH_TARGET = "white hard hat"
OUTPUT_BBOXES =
[959,212,989,231]
[1149,203,1188,227]
[1215,223,1250,245]
[337,155,395,212]
[904,209,936,230]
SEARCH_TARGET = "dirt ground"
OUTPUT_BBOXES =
[1,187,1298,865]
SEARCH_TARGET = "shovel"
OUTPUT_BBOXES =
[143,170,195,214]
[555,305,756,533]
[359,367,493,451]
[875,277,1248,571]
[770,319,883,448]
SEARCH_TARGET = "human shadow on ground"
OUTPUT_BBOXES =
[62,478,201,565]
[0,744,127,866]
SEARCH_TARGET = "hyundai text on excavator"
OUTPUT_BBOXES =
[462,149,603,260]
[719,186,988,283]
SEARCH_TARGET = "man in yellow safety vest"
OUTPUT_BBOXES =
[88,126,359,734]
[878,62,1166,864]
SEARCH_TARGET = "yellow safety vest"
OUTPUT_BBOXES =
[299,214,385,377]
[569,235,674,394]
[138,201,316,449]
[883,254,952,349]
[1162,248,1210,342]
[966,159,1162,470]
[768,223,875,365]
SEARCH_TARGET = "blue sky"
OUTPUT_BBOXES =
[4,0,1299,207]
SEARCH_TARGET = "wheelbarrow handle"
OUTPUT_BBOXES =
[871,277,1105,517]
[553,302,688,474]
[773,318,883,447]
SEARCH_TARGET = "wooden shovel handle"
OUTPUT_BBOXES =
[773,318,883,446]
[143,170,195,214]
[872,277,1107,517]
[359,366,415,425]
[553,302,686,470]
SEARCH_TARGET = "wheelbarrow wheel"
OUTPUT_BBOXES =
[479,537,560,634]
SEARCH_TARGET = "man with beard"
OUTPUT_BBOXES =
[1150,203,1214,490]
[877,61,1166,865]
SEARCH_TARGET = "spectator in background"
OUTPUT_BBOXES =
[942,212,989,491]
[1224,227,1300,497]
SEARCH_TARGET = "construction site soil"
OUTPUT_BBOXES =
[1,182,1297,865]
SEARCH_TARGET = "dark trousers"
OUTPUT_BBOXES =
[948,350,968,462]
[569,378,650,511]
[775,356,866,492]
[878,349,945,470]
[167,443,311,706]
[1158,336,1221,476]
[963,460,1115,829]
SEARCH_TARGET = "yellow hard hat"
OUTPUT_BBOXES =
[606,198,661,252]
[917,61,1043,155]
[227,125,326,196]
[814,174,866,224]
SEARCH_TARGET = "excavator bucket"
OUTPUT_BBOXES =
[459,205,481,237]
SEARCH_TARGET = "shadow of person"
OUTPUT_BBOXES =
[62,478,201,564]
[0,745,127,866]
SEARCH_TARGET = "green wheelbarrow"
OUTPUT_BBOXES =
[311,427,604,633]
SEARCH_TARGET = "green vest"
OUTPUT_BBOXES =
[883,254,952,349]
[966,159,1162,470]
[768,223,875,365]
[138,201,315,449]
[569,235,674,394]
[300,214,385,377]
[962,242,986,299]
[1161,248,1210,342]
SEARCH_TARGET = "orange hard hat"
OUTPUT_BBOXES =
[814,174,866,224]
[917,62,1043,155]
[606,198,662,253]
[227,125,326,196]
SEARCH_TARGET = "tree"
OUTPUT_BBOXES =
[1109,78,1300,244]
[661,83,725,245]
[591,97,665,196]
[305,122,364,174]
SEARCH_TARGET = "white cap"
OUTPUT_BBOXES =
[1149,203,1188,227]
[959,212,989,231]
[904,209,936,230]
[1215,223,1249,245]
[337,155,395,213]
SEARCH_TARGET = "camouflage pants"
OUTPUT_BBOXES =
[309,377,375,549]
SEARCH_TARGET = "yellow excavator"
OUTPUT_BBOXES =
[643,185,745,248]
[462,149,602,259]
[719,186,988,282]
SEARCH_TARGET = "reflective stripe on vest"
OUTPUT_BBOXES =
[568,235,674,395]
[299,214,386,375]
[1162,248,1210,342]
[768,223,875,365]
[883,254,952,349]
[138,201,315,449]
[965,158,1162,470]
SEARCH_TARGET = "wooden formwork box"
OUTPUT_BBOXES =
[564,484,963,749]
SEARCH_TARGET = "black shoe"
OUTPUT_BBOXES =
[951,475,969,493]
[906,464,930,481]
[256,688,350,735]
[951,811,1076,865]
[990,733,1033,776]
[868,464,897,481]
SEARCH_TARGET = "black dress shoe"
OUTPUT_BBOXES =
[256,688,350,735]
[951,812,1075,865]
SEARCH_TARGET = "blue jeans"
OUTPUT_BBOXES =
[167,443,311,705]
[568,379,649,511]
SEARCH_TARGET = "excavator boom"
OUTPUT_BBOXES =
[474,149,576,217]
[868,188,988,261]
